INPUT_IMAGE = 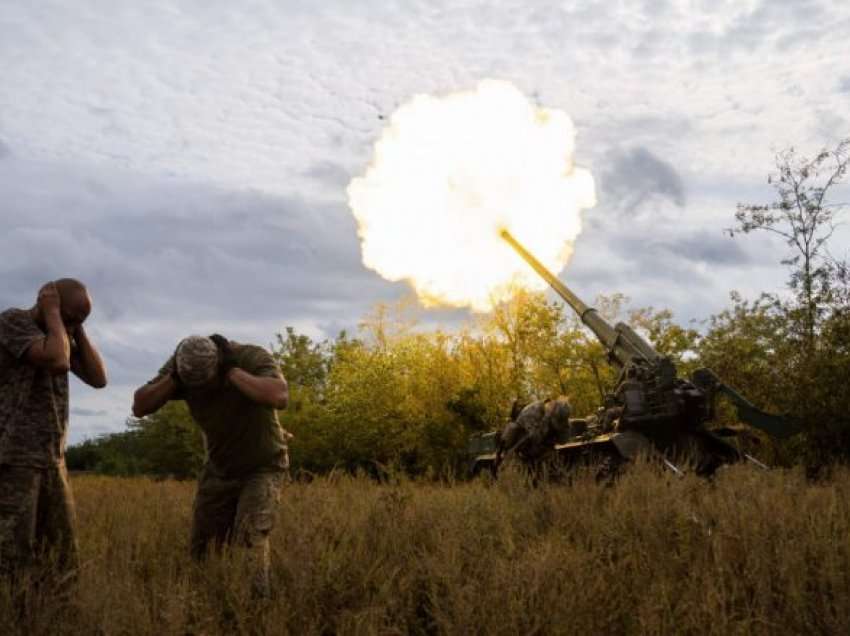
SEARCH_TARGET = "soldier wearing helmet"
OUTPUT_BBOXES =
[132,333,289,598]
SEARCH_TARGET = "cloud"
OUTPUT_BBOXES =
[563,177,786,326]
[302,161,351,189]
[840,77,850,93]
[811,110,848,145]
[0,155,403,393]
[2,0,848,190]
[565,221,778,326]
[648,230,750,266]
[600,146,686,213]
[70,407,108,418]
[0,139,10,160]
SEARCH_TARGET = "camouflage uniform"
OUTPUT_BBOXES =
[499,397,571,460]
[0,308,78,578]
[190,467,285,597]
[152,341,289,597]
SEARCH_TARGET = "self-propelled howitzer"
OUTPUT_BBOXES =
[467,230,795,478]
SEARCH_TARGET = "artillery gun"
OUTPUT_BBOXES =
[468,230,796,478]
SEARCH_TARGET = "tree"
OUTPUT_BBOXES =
[128,402,205,479]
[274,327,330,394]
[697,294,793,417]
[628,306,700,377]
[732,138,850,349]
[728,138,850,467]
[482,287,564,400]
[67,403,205,478]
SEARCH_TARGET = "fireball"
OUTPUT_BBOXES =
[347,80,596,311]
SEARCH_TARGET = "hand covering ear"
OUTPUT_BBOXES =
[209,334,237,374]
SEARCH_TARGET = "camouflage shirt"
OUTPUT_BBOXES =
[152,343,288,479]
[0,308,69,467]
[500,398,572,459]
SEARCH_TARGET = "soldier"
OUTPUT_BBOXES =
[132,334,289,598]
[497,397,571,464]
[0,279,108,583]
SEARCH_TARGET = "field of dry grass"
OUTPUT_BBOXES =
[2,463,849,635]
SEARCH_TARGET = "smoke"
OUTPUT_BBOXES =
[347,80,596,311]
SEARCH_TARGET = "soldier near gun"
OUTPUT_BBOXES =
[132,334,289,598]
[497,397,571,465]
[0,279,108,582]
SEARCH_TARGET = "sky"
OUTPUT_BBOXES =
[2,0,849,442]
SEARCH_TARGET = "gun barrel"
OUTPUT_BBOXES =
[499,229,591,317]
[500,229,620,350]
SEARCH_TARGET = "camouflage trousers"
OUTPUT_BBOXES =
[190,466,285,598]
[0,460,78,581]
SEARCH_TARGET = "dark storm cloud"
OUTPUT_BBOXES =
[600,146,686,213]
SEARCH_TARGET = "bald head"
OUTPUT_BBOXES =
[54,278,91,329]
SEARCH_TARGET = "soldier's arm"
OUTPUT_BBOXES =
[70,325,108,388]
[25,284,71,375]
[132,355,183,417]
[132,374,180,417]
[226,367,288,410]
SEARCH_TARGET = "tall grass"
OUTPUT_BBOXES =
[2,463,849,635]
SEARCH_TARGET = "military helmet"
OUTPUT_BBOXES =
[175,335,219,387]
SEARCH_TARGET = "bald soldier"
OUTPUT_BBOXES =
[0,279,108,581]
[132,334,289,598]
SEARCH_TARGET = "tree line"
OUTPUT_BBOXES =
[66,139,850,478]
